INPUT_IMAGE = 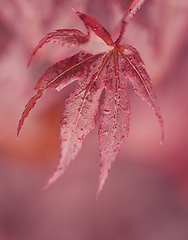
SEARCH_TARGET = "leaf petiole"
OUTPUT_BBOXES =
[115,0,146,44]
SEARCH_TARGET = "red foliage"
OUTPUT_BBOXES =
[17,0,163,195]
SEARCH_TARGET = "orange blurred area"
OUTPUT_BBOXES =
[0,0,188,239]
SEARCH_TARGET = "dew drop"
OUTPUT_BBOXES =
[100,162,104,168]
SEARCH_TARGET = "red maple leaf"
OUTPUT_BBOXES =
[17,0,164,196]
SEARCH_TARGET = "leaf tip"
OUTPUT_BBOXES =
[44,167,63,190]
[43,178,54,190]
[157,115,164,144]
[66,3,76,14]
[75,10,82,17]
[27,47,39,68]
[96,185,102,199]
[160,121,164,145]
[27,57,32,68]
[16,125,21,138]
[17,114,26,137]
[96,172,107,198]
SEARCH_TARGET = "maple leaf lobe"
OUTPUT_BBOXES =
[97,49,131,195]
[27,29,89,67]
[76,11,113,46]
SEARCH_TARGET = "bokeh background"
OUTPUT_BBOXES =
[0,0,188,239]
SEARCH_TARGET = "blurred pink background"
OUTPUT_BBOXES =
[0,0,188,239]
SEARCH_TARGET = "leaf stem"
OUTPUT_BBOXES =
[115,0,146,44]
